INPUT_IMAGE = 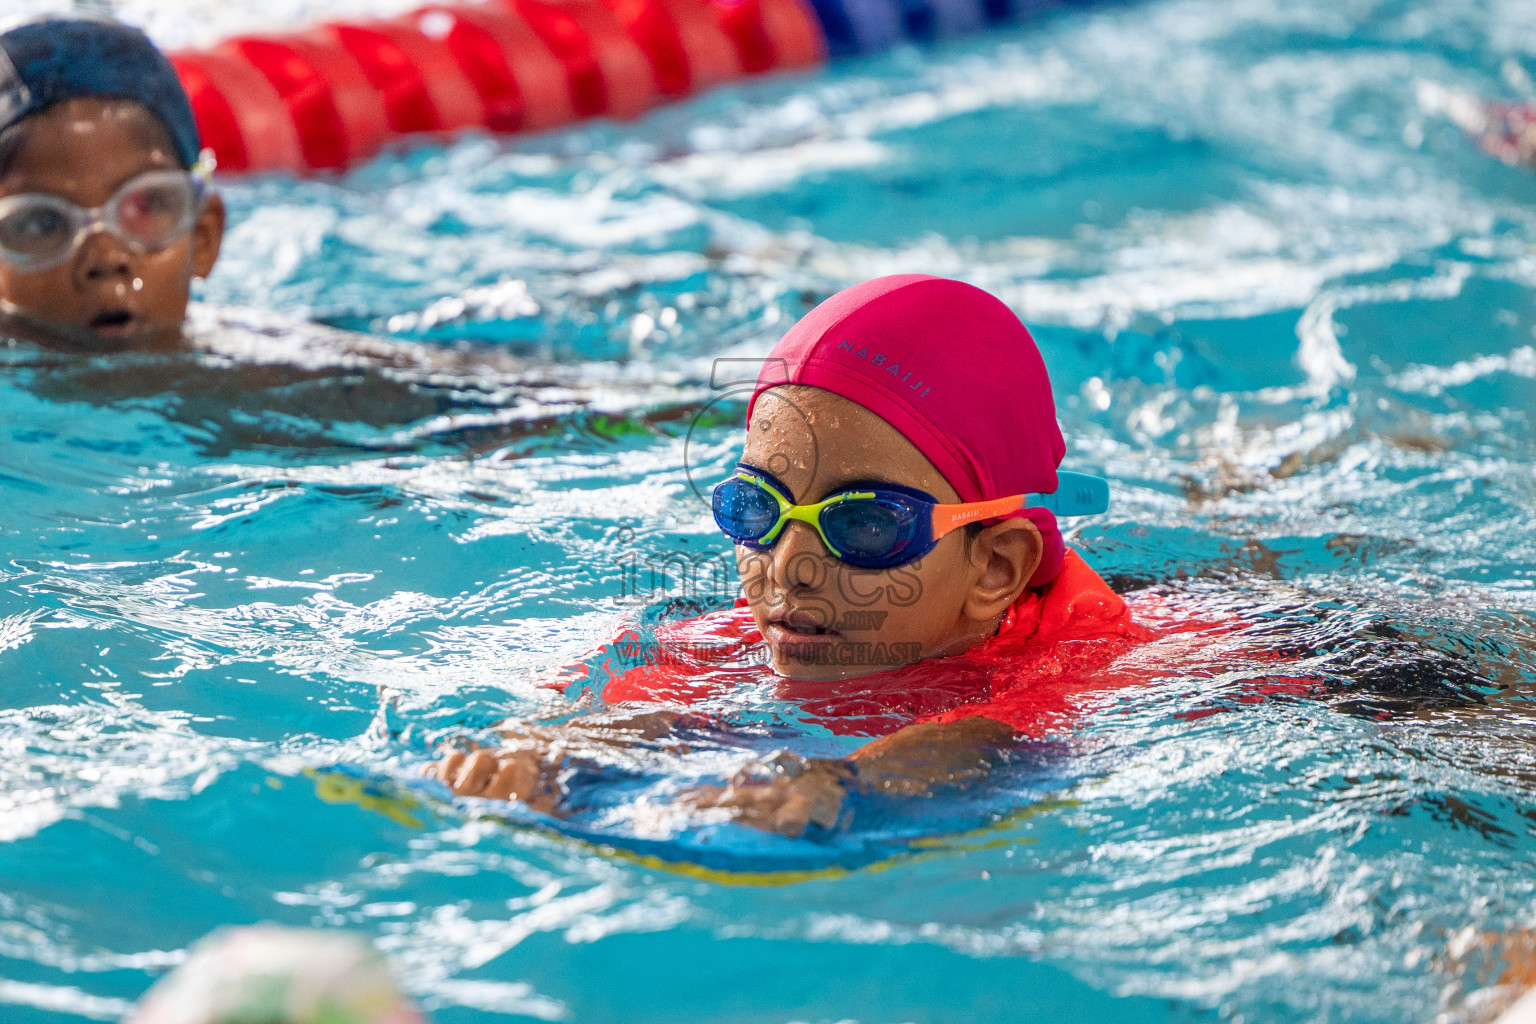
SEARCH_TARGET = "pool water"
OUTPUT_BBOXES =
[5,0,1536,1021]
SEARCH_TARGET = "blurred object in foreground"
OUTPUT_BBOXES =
[1498,987,1536,1024]
[125,925,426,1024]
[1416,78,1536,168]
[1474,101,1536,167]
[1440,927,1536,1024]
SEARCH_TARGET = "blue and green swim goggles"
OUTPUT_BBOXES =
[712,463,1110,570]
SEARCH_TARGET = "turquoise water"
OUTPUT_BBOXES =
[5,0,1536,1021]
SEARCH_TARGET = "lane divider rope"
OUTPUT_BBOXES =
[169,0,1085,173]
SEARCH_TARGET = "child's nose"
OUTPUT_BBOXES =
[73,230,135,285]
[769,520,837,586]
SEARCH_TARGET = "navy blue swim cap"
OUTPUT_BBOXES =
[0,15,200,168]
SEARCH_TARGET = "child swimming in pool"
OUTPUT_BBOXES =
[435,275,1157,836]
[0,15,224,350]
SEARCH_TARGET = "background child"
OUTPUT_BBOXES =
[436,275,1158,835]
[0,15,224,350]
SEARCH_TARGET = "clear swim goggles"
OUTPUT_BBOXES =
[0,154,214,273]
[712,462,1110,570]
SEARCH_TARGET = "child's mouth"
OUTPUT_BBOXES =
[767,612,840,639]
[89,309,136,336]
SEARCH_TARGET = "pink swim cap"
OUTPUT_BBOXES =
[748,274,1068,586]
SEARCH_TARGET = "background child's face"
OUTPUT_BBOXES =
[738,385,1041,682]
[0,98,224,349]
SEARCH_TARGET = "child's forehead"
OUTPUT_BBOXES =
[26,97,176,151]
[747,386,893,447]
[0,98,180,196]
[744,386,956,499]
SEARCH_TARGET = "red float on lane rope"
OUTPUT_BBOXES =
[323,19,487,134]
[707,0,825,72]
[501,0,658,120]
[601,0,740,97]
[220,32,391,170]
[659,0,747,88]
[169,50,306,173]
[173,0,827,174]
[407,5,576,132]
[749,0,826,70]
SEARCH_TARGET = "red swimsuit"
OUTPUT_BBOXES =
[598,550,1205,739]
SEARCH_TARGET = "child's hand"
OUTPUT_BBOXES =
[682,754,854,838]
[430,745,563,816]
[426,713,679,817]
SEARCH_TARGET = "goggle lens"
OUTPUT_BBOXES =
[821,498,921,567]
[115,178,198,248]
[0,199,75,261]
[712,477,782,543]
[712,474,933,569]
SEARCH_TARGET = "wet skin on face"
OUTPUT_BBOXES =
[738,385,1044,682]
[0,98,225,350]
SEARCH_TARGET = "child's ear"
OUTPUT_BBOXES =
[962,518,1042,624]
[191,192,225,279]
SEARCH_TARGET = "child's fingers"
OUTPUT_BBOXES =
[451,749,501,795]
[484,758,530,801]
[486,751,566,815]
[770,798,805,837]
[676,784,725,811]
[804,782,844,830]
[431,751,467,782]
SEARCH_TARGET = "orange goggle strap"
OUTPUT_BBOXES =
[931,471,1113,533]
[929,494,1030,539]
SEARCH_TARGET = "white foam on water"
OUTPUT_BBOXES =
[0,980,135,1021]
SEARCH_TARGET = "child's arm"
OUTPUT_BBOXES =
[680,716,1018,837]
[847,715,1019,791]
